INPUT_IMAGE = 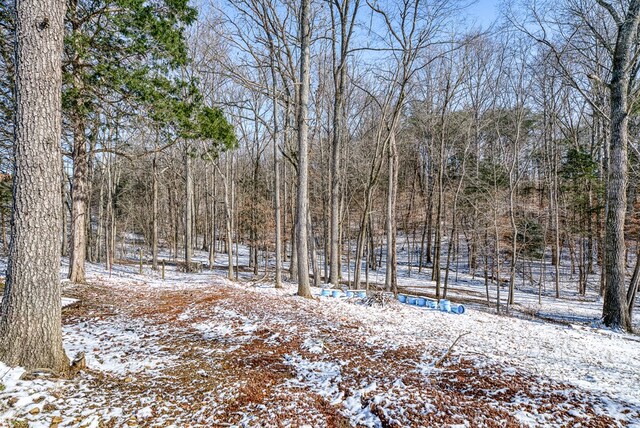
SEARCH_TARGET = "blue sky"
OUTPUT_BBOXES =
[466,0,501,28]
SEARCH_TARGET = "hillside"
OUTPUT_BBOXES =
[0,260,638,427]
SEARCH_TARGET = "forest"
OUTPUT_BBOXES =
[0,0,640,426]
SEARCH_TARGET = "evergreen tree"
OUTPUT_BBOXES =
[65,0,198,282]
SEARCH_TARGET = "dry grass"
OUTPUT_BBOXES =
[49,280,635,427]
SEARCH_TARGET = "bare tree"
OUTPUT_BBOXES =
[600,0,640,331]
[329,0,360,287]
[296,0,313,297]
[517,0,640,331]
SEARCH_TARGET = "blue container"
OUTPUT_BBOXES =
[416,297,426,307]
[332,290,342,298]
[397,294,407,303]
[450,304,465,314]
[439,299,451,312]
[407,297,417,305]
[425,299,437,309]
[346,290,354,298]
[321,288,331,297]
[357,291,367,298]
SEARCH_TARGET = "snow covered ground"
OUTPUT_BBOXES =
[0,247,638,426]
[203,239,640,335]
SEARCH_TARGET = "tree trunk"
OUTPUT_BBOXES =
[221,154,234,280]
[309,210,320,288]
[353,192,373,288]
[627,245,640,323]
[603,81,631,330]
[67,0,87,283]
[419,179,432,271]
[95,168,104,263]
[184,148,193,271]
[210,165,217,267]
[0,0,69,372]
[68,113,88,283]
[329,105,342,286]
[602,2,640,331]
[152,153,158,270]
[385,133,398,292]
[272,82,283,289]
[295,0,312,297]
[329,38,346,288]
[61,175,69,257]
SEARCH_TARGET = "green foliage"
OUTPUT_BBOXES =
[196,107,237,151]
[516,216,545,259]
[159,85,237,156]
[466,159,509,195]
[63,0,200,133]
[0,176,11,206]
[561,148,598,181]
[56,0,239,160]
[0,2,13,156]
[560,148,602,214]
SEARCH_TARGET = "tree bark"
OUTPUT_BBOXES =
[602,0,640,332]
[627,245,640,323]
[152,153,158,270]
[329,0,357,287]
[385,133,398,292]
[0,0,69,372]
[67,0,87,283]
[296,0,312,297]
[271,70,283,289]
[68,112,88,283]
[184,148,193,271]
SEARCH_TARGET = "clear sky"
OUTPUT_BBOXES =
[465,0,501,29]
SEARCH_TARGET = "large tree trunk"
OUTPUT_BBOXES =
[0,0,69,372]
[296,0,312,297]
[602,1,640,331]
[603,80,631,330]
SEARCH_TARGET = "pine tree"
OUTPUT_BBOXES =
[65,0,197,282]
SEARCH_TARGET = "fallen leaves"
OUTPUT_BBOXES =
[0,278,636,427]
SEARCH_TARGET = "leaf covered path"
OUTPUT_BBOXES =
[1,271,638,427]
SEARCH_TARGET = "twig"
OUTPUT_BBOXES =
[434,332,470,368]
[249,273,269,285]
[0,367,11,383]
